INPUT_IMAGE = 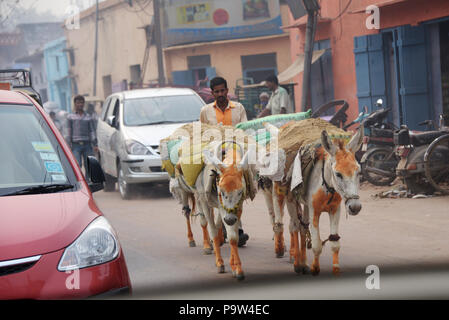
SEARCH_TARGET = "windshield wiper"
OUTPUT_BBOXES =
[1,184,75,196]
[136,120,191,126]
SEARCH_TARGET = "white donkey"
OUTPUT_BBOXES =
[261,125,363,276]
[177,141,255,280]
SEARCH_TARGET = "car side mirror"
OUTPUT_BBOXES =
[107,115,115,127]
[87,156,105,193]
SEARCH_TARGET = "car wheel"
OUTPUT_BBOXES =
[118,162,134,200]
[103,173,116,192]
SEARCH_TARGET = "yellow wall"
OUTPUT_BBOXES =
[164,34,291,94]
[64,0,159,100]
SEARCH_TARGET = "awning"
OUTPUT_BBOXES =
[349,0,407,13]
[241,49,326,88]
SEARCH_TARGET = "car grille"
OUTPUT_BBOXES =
[0,255,41,277]
[150,166,162,172]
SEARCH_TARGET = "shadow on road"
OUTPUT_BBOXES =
[132,183,172,199]
[124,260,449,300]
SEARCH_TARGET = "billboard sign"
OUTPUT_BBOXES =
[162,0,283,47]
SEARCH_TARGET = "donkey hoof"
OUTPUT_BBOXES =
[236,273,245,281]
[189,241,196,247]
[231,270,236,278]
[333,267,341,276]
[217,265,225,273]
[294,265,311,275]
[203,248,213,255]
[289,256,295,264]
[276,251,284,258]
[311,267,320,276]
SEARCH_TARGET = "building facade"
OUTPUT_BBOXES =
[44,37,72,112]
[64,0,159,100]
[286,0,449,130]
[163,0,293,95]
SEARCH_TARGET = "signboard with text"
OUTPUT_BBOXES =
[162,0,283,47]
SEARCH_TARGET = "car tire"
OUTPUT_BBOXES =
[103,173,116,192]
[118,162,134,200]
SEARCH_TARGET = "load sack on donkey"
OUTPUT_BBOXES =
[257,118,352,202]
[160,122,257,199]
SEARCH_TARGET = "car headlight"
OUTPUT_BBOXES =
[58,216,120,271]
[125,139,151,155]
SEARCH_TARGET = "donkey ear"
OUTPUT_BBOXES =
[321,130,337,157]
[347,124,364,154]
[203,149,225,172]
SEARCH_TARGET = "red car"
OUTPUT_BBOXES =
[0,89,131,299]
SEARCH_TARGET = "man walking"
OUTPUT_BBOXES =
[258,75,292,118]
[200,77,250,247]
[67,95,98,172]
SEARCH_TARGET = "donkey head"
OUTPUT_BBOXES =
[203,144,250,226]
[321,126,364,216]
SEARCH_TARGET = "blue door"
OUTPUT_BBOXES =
[353,34,387,114]
[396,25,431,130]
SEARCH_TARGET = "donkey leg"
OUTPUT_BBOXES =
[200,214,212,255]
[200,200,224,273]
[272,183,286,258]
[286,200,298,264]
[298,205,311,274]
[214,209,225,246]
[181,191,195,247]
[328,207,342,275]
[309,205,323,276]
[227,223,245,281]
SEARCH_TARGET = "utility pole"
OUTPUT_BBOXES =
[300,0,320,111]
[93,0,99,96]
[153,0,165,86]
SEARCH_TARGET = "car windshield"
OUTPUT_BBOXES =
[123,94,204,126]
[0,104,77,196]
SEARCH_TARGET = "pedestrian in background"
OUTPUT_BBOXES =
[67,95,98,171]
[258,75,292,118]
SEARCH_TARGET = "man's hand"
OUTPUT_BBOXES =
[93,146,99,153]
[257,108,271,118]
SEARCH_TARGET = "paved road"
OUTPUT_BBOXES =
[93,182,449,299]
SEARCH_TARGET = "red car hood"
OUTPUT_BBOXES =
[0,190,99,261]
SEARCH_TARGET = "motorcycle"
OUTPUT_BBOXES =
[394,115,449,194]
[359,100,399,186]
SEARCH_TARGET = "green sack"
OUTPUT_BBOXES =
[236,109,312,132]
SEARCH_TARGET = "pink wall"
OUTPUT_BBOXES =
[288,0,449,125]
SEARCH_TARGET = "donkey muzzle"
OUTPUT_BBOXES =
[345,198,362,216]
[224,213,238,226]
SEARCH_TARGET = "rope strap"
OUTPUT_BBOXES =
[322,234,341,246]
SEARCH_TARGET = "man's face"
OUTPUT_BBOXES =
[212,83,228,104]
[266,81,275,91]
[75,99,85,112]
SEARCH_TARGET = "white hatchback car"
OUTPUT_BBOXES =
[96,87,205,199]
